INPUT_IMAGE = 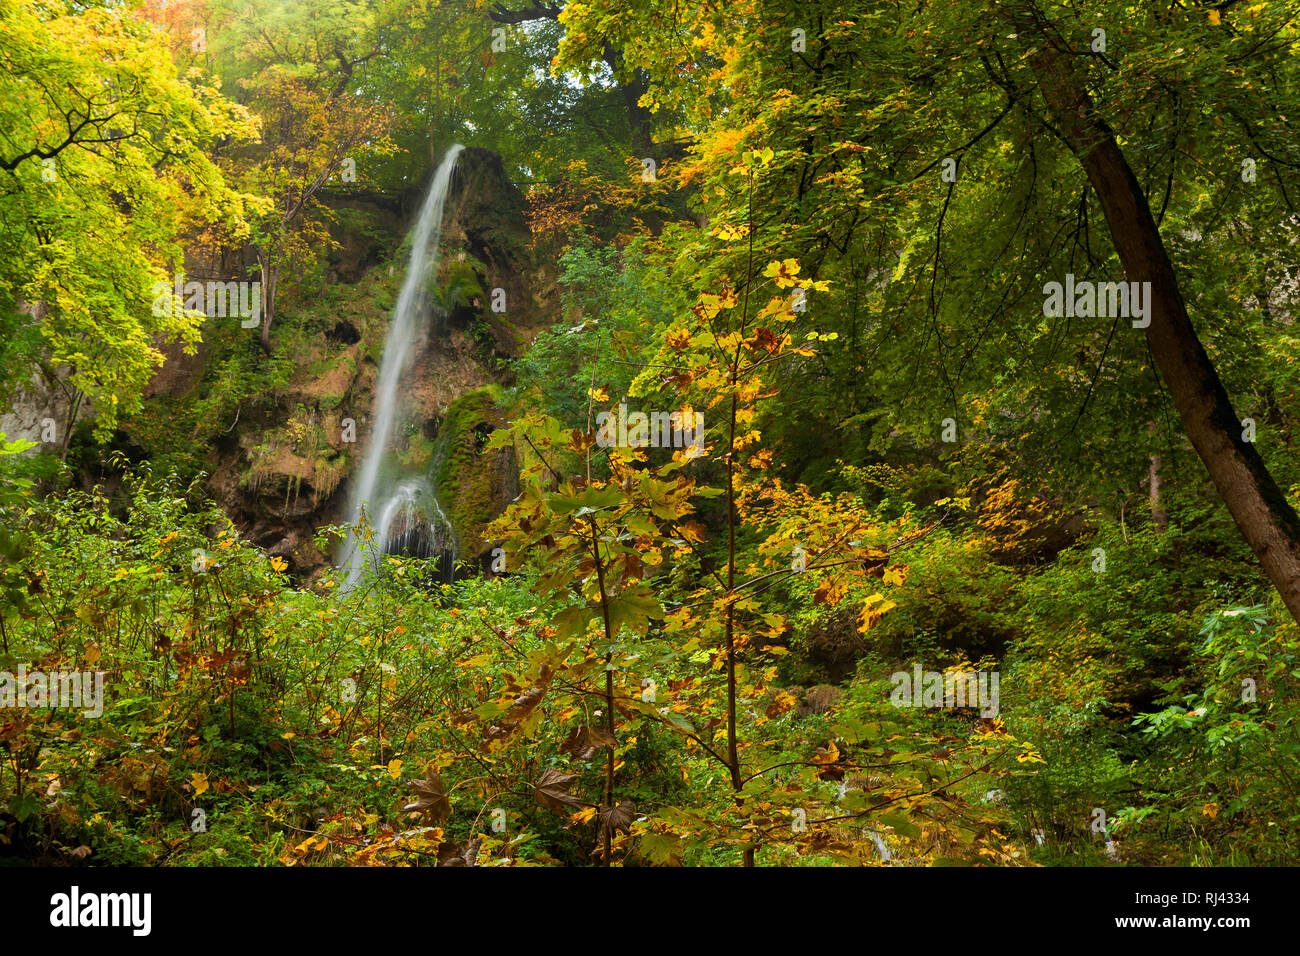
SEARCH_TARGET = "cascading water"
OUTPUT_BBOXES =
[339,144,464,591]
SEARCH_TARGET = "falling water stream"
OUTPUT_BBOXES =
[339,144,464,591]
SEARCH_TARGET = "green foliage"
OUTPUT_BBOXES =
[0,0,258,438]
[1119,606,1300,864]
[511,238,675,428]
[4,0,1300,872]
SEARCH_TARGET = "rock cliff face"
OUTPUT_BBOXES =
[130,147,548,581]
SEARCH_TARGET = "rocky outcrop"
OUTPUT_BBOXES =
[128,147,550,581]
[440,146,552,357]
[433,385,519,565]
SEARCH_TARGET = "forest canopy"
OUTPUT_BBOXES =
[0,0,1298,874]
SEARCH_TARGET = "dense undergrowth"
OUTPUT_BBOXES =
[3,435,1297,867]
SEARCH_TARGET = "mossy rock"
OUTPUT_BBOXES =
[399,429,437,471]
[428,255,487,315]
[434,384,516,557]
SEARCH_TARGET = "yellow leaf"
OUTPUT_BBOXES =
[191,772,209,796]
[811,741,840,764]
[1208,9,1221,24]
[762,258,801,288]
[387,759,403,779]
[269,556,287,572]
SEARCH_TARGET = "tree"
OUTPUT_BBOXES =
[1010,2,1300,627]
[0,0,257,442]
[556,0,1300,622]
[172,0,393,353]
[487,2,657,152]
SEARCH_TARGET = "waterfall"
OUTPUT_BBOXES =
[339,144,464,591]
[865,829,892,862]
[836,779,892,862]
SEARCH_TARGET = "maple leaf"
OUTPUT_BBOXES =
[762,258,801,288]
[570,806,598,826]
[766,690,798,718]
[483,663,555,747]
[749,326,782,354]
[810,741,840,765]
[813,579,845,605]
[403,770,452,821]
[665,327,692,350]
[535,767,583,814]
[560,723,616,760]
[600,800,636,836]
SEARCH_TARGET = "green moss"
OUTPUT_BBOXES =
[399,430,436,471]
[429,255,486,312]
[312,454,348,500]
[434,384,507,554]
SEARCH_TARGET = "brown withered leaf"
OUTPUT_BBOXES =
[600,801,635,836]
[559,723,616,761]
[559,724,597,760]
[812,578,849,605]
[750,326,781,354]
[0,717,31,743]
[483,664,555,748]
[535,768,583,814]
[402,770,451,822]
[861,553,889,577]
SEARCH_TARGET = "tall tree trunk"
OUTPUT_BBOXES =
[1020,11,1300,622]
[1148,454,1168,534]
[257,254,276,354]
